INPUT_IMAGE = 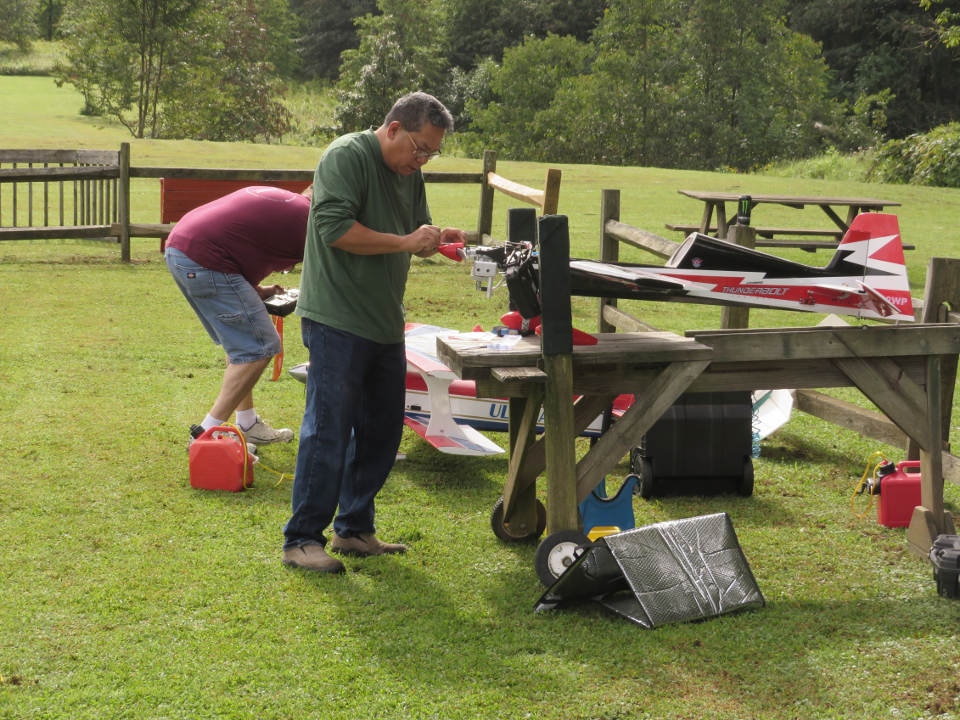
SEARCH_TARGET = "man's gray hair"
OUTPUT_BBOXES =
[385,92,454,133]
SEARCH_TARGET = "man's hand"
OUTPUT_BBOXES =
[440,227,466,245]
[407,224,442,257]
[256,284,284,300]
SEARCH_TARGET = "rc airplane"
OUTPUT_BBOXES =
[461,212,914,323]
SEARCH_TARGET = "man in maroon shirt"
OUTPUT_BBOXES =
[164,185,311,449]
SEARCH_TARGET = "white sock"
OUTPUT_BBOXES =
[236,408,257,431]
[202,414,225,431]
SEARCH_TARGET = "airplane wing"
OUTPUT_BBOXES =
[569,260,689,291]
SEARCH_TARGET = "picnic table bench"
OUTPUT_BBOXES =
[667,190,905,251]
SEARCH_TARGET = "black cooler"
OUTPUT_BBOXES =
[630,391,754,498]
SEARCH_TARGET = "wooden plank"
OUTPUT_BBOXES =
[438,332,712,378]
[0,166,118,181]
[114,222,174,237]
[502,391,544,531]
[605,219,677,259]
[543,354,579,532]
[689,325,960,363]
[795,389,906,447]
[491,366,547,383]
[601,303,658,332]
[678,189,900,207]
[485,171,545,208]
[833,356,930,450]
[665,223,841,238]
[0,225,115,240]
[0,149,119,164]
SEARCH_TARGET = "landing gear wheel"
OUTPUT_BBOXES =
[534,530,591,586]
[737,458,754,497]
[490,496,547,542]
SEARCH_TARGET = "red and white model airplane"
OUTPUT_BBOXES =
[564,212,914,322]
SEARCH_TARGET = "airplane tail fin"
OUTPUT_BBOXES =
[825,213,914,321]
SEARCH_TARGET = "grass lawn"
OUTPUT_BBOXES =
[1,75,960,719]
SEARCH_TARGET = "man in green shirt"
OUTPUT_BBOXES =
[283,92,464,574]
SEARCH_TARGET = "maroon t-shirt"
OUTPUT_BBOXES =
[166,186,310,286]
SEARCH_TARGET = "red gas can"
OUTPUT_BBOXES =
[188,426,256,492]
[876,460,922,528]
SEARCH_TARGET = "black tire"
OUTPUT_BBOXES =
[636,457,655,499]
[534,530,591,586]
[737,458,754,497]
[490,496,547,542]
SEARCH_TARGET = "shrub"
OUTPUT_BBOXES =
[868,122,960,187]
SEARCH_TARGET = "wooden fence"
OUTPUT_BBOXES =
[0,144,560,261]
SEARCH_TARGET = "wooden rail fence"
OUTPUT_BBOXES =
[0,145,560,262]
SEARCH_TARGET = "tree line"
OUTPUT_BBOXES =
[4,0,960,172]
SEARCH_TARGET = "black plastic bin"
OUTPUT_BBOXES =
[630,391,754,498]
[930,534,960,599]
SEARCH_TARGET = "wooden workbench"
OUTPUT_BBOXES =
[437,324,959,557]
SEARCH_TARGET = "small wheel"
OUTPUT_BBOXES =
[636,457,655,499]
[490,496,547,542]
[534,530,591,586]
[737,458,754,497]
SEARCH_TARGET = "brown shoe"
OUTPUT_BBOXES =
[282,544,345,574]
[329,532,407,557]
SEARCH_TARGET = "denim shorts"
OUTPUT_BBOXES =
[165,246,281,364]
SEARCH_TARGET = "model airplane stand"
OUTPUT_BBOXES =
[436,216,960,569]
[534,512,765,628]
[629,391,754,499]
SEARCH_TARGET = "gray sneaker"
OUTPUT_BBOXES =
[242,417,294,445]
[329,532,407,557]
[282,544,345,574]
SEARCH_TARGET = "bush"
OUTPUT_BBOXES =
[868,122,960,187]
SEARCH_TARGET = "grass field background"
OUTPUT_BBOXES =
[2,75,960,719]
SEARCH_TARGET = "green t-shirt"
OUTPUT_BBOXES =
[296,130,431,344]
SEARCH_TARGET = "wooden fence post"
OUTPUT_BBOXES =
[118,142,131,262]
[542,168,562,216]
[476,149,496,242]
[720,223,756,329]
[598,189,620,334]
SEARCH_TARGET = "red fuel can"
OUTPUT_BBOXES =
[189,426,256,492]
[876,460,922,528]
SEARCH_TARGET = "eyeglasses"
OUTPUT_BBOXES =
[406,132,441,161]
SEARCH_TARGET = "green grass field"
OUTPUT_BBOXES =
[2,75,960,719]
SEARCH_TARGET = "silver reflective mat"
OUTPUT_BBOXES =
[535,512,764,628]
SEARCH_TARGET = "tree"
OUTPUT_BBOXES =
[0,0,39,50]
[290,0,377,79]
[790,0,960,138]
[468,34,593,160]
[35,0,64,41]
[334,0,446,132]
[56,0,294,140]
[159,1,292,142]
[57,0,200,137]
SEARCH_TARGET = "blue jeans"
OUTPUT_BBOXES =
[164,247,281,363]
[283,319,406,548]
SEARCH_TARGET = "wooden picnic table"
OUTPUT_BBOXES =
[667,190,902,249]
